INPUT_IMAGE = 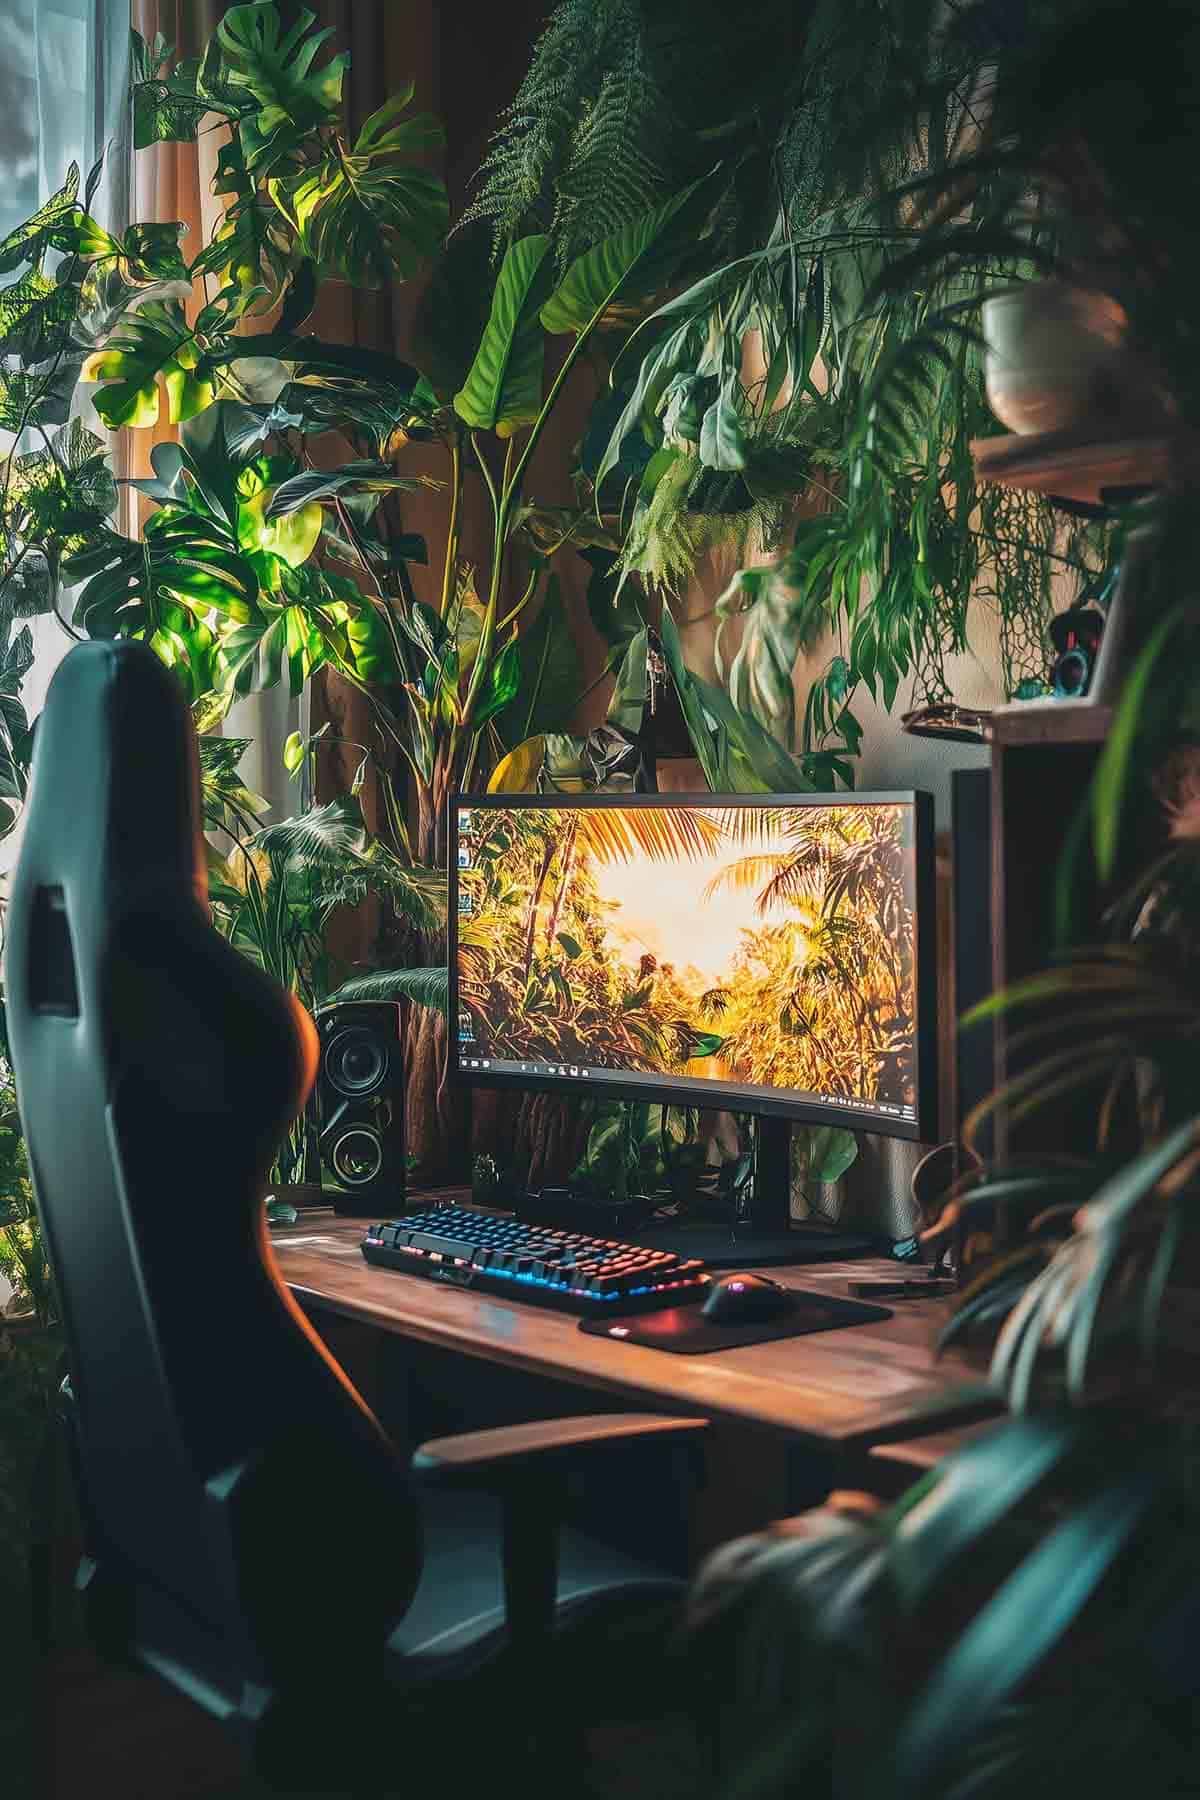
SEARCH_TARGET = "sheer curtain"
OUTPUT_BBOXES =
[0,1,129,874]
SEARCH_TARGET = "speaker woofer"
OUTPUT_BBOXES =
[329,1124,384,1187]
[324,1025,389,1098]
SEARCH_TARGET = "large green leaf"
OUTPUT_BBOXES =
[219,602,331,699]
[412,222,495,403]
[264,462,423,516]
[0,267,79,362]
[499,575,582,746]
[8,418,116,555]
[699,380,748,472]
[472,638,522,732]
[325,965,448,1015]
[0,359,82,433]
[268,88,447,286]
[191,137,295,308]
[82,300,218,428]
[216,2,348,171]
[1092,606,1180,881]
[884,1466,1162,1800]
[593,320,700,495]
[251,794,368,867]
[0,164,105,274]
[888,1418,1084,1610]
[540,181,706,336]
[65,514,257,639]
[453,234,554,436]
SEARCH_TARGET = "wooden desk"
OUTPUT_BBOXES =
[272,1210,998,1458]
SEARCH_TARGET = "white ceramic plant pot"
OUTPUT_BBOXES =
[983,280,1129,435]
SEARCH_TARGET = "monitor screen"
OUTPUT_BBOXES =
[450,793,935,1141]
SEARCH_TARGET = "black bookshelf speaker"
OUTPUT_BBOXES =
[311,1000,405,1215]
[952,768,994,1162]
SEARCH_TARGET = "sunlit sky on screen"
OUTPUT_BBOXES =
[593,844,792,989]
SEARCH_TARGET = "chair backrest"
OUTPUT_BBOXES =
[5,641,421,1709]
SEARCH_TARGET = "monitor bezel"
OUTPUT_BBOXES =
[448,790,938,1144]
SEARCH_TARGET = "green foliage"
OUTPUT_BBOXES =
[267,89,447,286]
[83,299,218,428]
[453,235,554,435]
[540,180,707,336]
[326,965,450,1015]
[216,2,348,173]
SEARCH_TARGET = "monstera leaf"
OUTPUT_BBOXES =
[267,87,447,286]
[216,2,348,171]
[453,234,553,435]
[219,588,335,699]
[191,138,295,307]
[81,301,218,428]
[66,513,258,639]
[225,455,323,569]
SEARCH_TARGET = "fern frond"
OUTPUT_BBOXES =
[459,0,632,256]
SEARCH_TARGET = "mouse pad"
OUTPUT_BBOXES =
[579,1290,891,1354]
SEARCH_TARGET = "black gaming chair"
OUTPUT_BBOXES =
[6,640,708,1793]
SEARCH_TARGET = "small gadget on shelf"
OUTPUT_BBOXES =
[1049,596,1107,697]
[360,1204,712,1315]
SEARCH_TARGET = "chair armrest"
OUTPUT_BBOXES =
[414,1415,708,1659]
[413,1412,710,1490]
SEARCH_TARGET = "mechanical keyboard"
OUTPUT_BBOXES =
[361,1205,712,1314]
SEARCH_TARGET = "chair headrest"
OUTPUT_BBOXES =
[21,640,207,917]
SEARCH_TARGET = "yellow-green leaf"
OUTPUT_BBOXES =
[488,734,546,793]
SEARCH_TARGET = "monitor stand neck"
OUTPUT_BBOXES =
[633,1113,872,1268]
[738,1115,792,1237]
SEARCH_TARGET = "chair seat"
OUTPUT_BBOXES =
[387,1490,683,1687]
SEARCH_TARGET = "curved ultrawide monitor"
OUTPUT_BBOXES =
[449,792,936,1142]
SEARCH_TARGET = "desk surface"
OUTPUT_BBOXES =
[273,1204,998,1453]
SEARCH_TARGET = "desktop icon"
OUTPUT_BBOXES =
[569,1066,579,1077]
[457,845,470,868]
[459,810,472,833]
[457,890,473,915]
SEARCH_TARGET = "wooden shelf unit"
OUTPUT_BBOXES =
[984,703,1113,748]
[971,429,1173,504]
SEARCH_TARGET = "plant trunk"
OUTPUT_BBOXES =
[543,819,578,954]
[522,840,556,987]
[405,746,468,1185]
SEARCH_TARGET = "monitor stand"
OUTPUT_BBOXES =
[635,1116,874,1270]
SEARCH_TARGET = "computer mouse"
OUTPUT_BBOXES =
[701,1271,794,1325]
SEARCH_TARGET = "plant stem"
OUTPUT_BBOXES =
[438,431,462,621]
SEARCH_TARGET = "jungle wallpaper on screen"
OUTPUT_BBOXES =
[455,803,918,1114]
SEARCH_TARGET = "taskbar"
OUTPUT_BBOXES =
[456,1051,916,1127]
